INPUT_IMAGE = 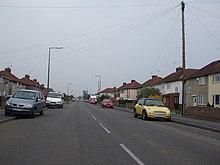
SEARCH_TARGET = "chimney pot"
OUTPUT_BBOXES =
[5,67,11,73]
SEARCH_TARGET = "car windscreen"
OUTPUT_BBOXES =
[48,93,62,98]
[13,91,36,100]
[144,99,164,107]
[103,99,111,102]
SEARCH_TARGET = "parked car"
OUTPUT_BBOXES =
[133,98,171,121]
[5,89,46,118]
[6,95,12,100]
[101,99,113,108]
[46,92,64,108]
[89,98,97,104]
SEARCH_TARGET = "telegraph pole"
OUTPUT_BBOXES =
[181,1,186,116]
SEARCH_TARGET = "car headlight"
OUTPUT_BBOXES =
[147,108,151,112]
[166,108,171,113]
[24,104,33,108]
[6,101,11,106]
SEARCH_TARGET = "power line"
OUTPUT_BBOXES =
[0,3,177,9]
[188,4,220,20]
[188,7,220,45]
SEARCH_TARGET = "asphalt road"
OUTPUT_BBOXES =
[0,102,219,165]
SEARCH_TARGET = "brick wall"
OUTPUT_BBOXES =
[185,106,220,122]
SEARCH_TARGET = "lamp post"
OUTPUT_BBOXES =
[67,83,72,96]
[94,75,101,93]
[47,47,63,95]
[67,83,72,103]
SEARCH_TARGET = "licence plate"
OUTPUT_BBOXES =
[155,114,164,117]
[13,108,22,111]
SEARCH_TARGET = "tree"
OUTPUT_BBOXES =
[137,87,161,100]
[82,90,90,101]
[100,94,110,101]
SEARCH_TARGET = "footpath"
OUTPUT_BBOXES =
[1,106,220,133]
[113,106,220,133]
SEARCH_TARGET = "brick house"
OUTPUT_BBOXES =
[0,68,26,96]
[100,87,116,98]
[160,67,198,110]
[185,60,220,108]
[116,80,141,100]
[138,75,163,96]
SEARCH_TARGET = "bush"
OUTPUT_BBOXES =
[119,99,134,105]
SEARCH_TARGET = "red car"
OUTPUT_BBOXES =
[101,99,113,108]
[89,98,97,104]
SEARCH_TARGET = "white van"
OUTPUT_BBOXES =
[46,92,64,108]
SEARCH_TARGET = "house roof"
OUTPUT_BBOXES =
[0,68,21,83]
[161,68,199,83]
[100,88,116,94]
[117,80,141,91]
[142,75,163,87]
[188,60,220,79]
[20,74,35,86]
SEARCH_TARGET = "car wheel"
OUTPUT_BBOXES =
[30,110,35,118]
[142,110,147,120]
[133,109,137,118]
[40,107,44,116]
[5,111,9,116]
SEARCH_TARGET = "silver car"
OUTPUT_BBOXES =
[5,89,46,118]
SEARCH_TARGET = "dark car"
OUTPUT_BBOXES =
[5,89,46,118]
[101,99,113,108]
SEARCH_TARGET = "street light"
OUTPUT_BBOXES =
[47,47,63,94]
[94,75,101,93]
[67,83,72,96]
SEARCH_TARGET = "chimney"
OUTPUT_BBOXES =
[131,80,136,83]
[123,82,127,85]
[176,67,183,72]
[33,79,37,82]
[5,67,11,73]
[152,75,158,79]
[25,74,30,79]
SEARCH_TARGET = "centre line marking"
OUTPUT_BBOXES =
[92,115,97,120]
[99,123,111,134]
[120,144,145,165]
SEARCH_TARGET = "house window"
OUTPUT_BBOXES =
[214,95,220,105]
[174,96,179,104]
[121,90,124,94]
[17,82,19,88]
[213,74,220,83]
[188,86,192,93]
[199,77,205,85]
[167,83,171,89]
[0,77,3,83]
[198,95,205,105]
[175,87,178,92]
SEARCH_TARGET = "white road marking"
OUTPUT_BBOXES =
[120,144,145,165]
[99,123,111,134]
[92,115,97,120]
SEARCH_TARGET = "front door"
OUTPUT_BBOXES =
[193,96,197,106]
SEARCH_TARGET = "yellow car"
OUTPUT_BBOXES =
[133,98,171,121]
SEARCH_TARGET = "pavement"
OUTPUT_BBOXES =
[113,106,220,133]
[1,106,220,133]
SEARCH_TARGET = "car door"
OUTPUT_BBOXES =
[136,99,144,115]
[36,92,43,112]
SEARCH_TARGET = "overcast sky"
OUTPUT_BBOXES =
[1,0,220,96]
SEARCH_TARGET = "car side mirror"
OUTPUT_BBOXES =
[139,103,142,106]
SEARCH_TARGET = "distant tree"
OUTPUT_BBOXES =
[82,90,90,101]
[100,94,110,101]
[137,87,161,100]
